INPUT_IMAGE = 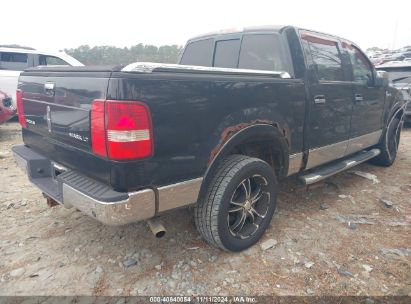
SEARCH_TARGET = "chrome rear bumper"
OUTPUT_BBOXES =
[62,184,156,225]
[13,145,202,226]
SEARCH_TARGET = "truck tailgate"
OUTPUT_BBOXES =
[18,67,115,185]
[20,70,111,151]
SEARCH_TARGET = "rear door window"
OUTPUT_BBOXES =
[0,52,28,70]
[302,34,344,81]
[180,39,214,66]
[213,39,240,68]
[238,34,288,71]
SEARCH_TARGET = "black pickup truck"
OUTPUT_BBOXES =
[13,26,406,251]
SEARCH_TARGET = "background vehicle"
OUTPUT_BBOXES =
[386,53,406,62]
[377,62,411,123]
[0,90,15,124]
[0,47,83,110]
[368,49,411,67]
[13,26,405,251]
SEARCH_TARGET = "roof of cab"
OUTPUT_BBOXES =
[187,25,292,42]
[186,25,358,48]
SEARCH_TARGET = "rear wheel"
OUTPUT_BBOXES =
[194,155,277,252]
[371,117,402,166]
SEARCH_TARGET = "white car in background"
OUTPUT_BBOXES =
[0,47,83,109]
[377,61,411,123]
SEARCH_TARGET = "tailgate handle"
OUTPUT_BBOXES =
[314,95,326,104]
[355,94,364,102]
[44,82,55,96]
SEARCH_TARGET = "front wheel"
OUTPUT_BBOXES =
[194,155,278,252]
[370,117,402,167]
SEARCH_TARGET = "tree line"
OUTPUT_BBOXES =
[64,44,183,65]
[4,43,409,66]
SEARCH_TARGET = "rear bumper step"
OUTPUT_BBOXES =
[12,145,202,225]
[299,148,381,185]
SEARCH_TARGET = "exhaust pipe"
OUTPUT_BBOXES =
[147,218,166,238]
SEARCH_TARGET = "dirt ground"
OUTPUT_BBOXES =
[0,120,410,297]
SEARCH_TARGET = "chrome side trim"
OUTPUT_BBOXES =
[300,149,381,185]
[287,152,303,176]
[62,184,156,226]
[306,130,383,170]
[122,62,291,78]
[345,130,382,155]
[306,140,348,169]
[157,178,203,212]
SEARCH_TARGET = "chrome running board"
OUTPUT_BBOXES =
[299,149,381,185]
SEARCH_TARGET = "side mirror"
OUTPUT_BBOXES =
[374,70,389,87]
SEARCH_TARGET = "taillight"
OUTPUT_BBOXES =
[91,100,153,160]
[90,100,107,157]
[16,90,27,128]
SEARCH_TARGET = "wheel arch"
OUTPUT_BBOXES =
[198,123,289,202]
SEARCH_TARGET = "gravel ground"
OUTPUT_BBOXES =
[0,121,410,296]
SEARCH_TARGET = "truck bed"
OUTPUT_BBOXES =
[19,64,306,191]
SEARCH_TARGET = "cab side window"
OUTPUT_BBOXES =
[213,39,240,68]
[180,39,214,67]
[302,34,344,81]
[343,43,373,85]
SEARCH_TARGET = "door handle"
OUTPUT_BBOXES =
[44,82,55,96]
[314,95,326,104]
[355,94,364,102]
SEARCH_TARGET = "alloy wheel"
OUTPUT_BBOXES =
[227,174,270,239]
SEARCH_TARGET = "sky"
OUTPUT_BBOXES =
[2,0,411,52]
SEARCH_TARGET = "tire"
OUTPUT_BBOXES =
[194,154,278,252]
[370,117,402,167]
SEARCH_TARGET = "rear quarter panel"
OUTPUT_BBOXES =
[107,72,306,189]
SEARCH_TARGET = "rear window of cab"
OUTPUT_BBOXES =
[180,33,289,72]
